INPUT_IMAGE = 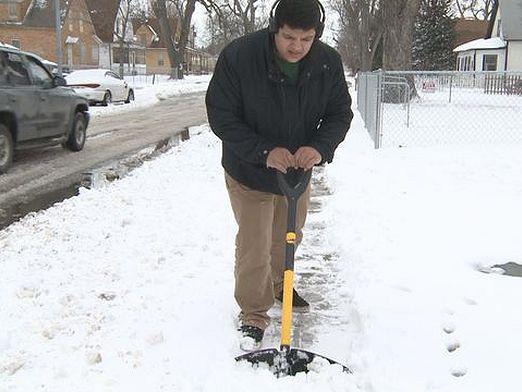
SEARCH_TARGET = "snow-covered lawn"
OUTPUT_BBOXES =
[87,74,211,119]
[2,89,522,391]
[382,88,522,147]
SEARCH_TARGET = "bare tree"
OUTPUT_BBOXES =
[331,0,383,72]
[199,0,267,53]
[152,0,180,79]
[176,0,198,75]
[453,0,494,20]
[381,0,420,71]
[114,0,134,77]
[152,0,198,79]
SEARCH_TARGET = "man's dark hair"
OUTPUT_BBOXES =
[273,0,322,31]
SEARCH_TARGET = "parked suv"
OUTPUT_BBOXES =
[0,45,90,173]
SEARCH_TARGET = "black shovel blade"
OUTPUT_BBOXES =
[235,348,351,377]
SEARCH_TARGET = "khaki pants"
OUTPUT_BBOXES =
[225,172,310,330]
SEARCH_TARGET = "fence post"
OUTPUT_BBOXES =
[449,74,453,103]
[365,73,369,137]
[375,70,383,149]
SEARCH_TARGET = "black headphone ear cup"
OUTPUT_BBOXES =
[315,22,324,38]
[268,16,277,33]
[268,0,281,34]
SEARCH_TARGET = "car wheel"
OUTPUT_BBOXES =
[102,91,112,106]
[64,112,87,152]
[125,89,134,104]
[0,124,14,174]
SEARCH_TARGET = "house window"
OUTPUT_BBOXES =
[8,2,17,18]
[158,52,164,66]
[483,54,498,71]
[11,39,21,49]
[140,34,147,46]
[79,41,86,64]
[92,44,99,63]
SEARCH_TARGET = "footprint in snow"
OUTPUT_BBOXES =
[442,321,456,334]
[446,341,461,353]
[451,367,467,377]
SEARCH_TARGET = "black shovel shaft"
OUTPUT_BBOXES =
[276,169,312,272]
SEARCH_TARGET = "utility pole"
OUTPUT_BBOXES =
[54,0,63,76]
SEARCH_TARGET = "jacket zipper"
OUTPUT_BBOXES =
[279,79,292,141]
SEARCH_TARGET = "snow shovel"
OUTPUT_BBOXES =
[235,168,351,377]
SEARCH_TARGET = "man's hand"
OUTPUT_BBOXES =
[294,146,322,171]
[266,147,295,173]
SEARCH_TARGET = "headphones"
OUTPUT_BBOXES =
[268,0,325,39]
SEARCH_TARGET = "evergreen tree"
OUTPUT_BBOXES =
[412,0,457,70]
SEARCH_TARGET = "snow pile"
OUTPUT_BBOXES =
[0,126,360,391]
[328,119,522,391]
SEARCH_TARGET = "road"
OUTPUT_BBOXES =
[0,91,207,228]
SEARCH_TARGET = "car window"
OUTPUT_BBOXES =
[5,51,31,86]
[107,72,121,80]
[0,51,8,86]
[25,56,53,88]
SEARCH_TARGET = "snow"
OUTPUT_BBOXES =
[453,37,506,52]
[381,87,522,147]
[2,82,522,391]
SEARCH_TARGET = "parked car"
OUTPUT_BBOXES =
[65,69,135,106]
[0,46,90,174]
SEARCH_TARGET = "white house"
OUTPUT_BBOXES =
[453,0,522,72]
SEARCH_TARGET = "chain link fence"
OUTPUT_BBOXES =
[357,70,522,148]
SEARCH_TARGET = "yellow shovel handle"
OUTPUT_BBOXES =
[280,269,294,347]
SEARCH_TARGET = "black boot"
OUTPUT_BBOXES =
[238,324,264,351]
[275,288,310,311]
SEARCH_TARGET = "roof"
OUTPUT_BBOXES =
[134,17,178,48]
[453,37,507,52]
[24,0,69,28]
[85,0,120,42]
[454,18,488,47]
[498,0,522,39]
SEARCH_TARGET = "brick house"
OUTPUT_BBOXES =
[134,17,213,74]
[134,16,177,74]
[85,0,146,74]
[0,0,99,69]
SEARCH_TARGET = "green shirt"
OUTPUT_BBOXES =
[275,55,299,84]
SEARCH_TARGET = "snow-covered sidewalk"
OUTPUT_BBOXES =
[2,92,522,391]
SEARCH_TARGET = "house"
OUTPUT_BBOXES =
[453,0,522,71]
[85,0,146,74]
[134,16,178,74]
[134,17,213,75]
[0,0,99,70]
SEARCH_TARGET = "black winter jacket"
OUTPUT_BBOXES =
[206,28,353,194]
